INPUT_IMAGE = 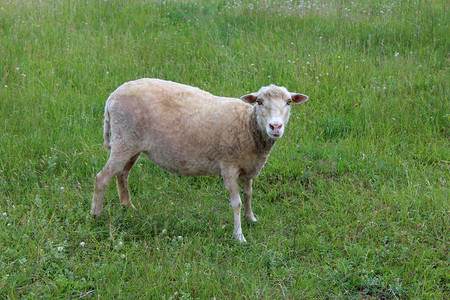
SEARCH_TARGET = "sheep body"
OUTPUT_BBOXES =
[105,79,265,177]
[91,78,308,243]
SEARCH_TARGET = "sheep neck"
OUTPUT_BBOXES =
[249,108,276,153]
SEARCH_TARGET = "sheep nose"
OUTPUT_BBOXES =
[269,123,283,132]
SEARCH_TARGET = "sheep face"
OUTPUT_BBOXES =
[241,85,308,140]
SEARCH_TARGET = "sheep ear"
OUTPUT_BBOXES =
[240,93,258,104]
[290,93,308,104]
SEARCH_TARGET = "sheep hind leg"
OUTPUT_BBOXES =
[116,153,141,210]
[91,152,135,217]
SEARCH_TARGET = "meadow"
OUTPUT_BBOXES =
[0,0,448,298]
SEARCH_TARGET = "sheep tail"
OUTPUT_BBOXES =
[103,105,111,152]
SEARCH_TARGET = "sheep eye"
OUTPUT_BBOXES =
[256,99,263,106]
[286,100,292,106]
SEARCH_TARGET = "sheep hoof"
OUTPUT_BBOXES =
[234,234,247,243]
[245,214,258,223]
[121,203,136,210]
[89,209,100,218]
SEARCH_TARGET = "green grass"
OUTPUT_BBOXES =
[0,0,448,298]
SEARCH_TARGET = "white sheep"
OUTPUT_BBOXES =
[91,79,308,243]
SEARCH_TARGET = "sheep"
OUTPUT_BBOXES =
[91,78,308,243]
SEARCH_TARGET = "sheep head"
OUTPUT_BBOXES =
[241,85,308,140]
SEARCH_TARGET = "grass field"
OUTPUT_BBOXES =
[0,0,448,298]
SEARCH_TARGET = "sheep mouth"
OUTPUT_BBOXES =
[268,132,282,139]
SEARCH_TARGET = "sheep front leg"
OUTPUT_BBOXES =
[222,167,246,243]
[241,178,257,223]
